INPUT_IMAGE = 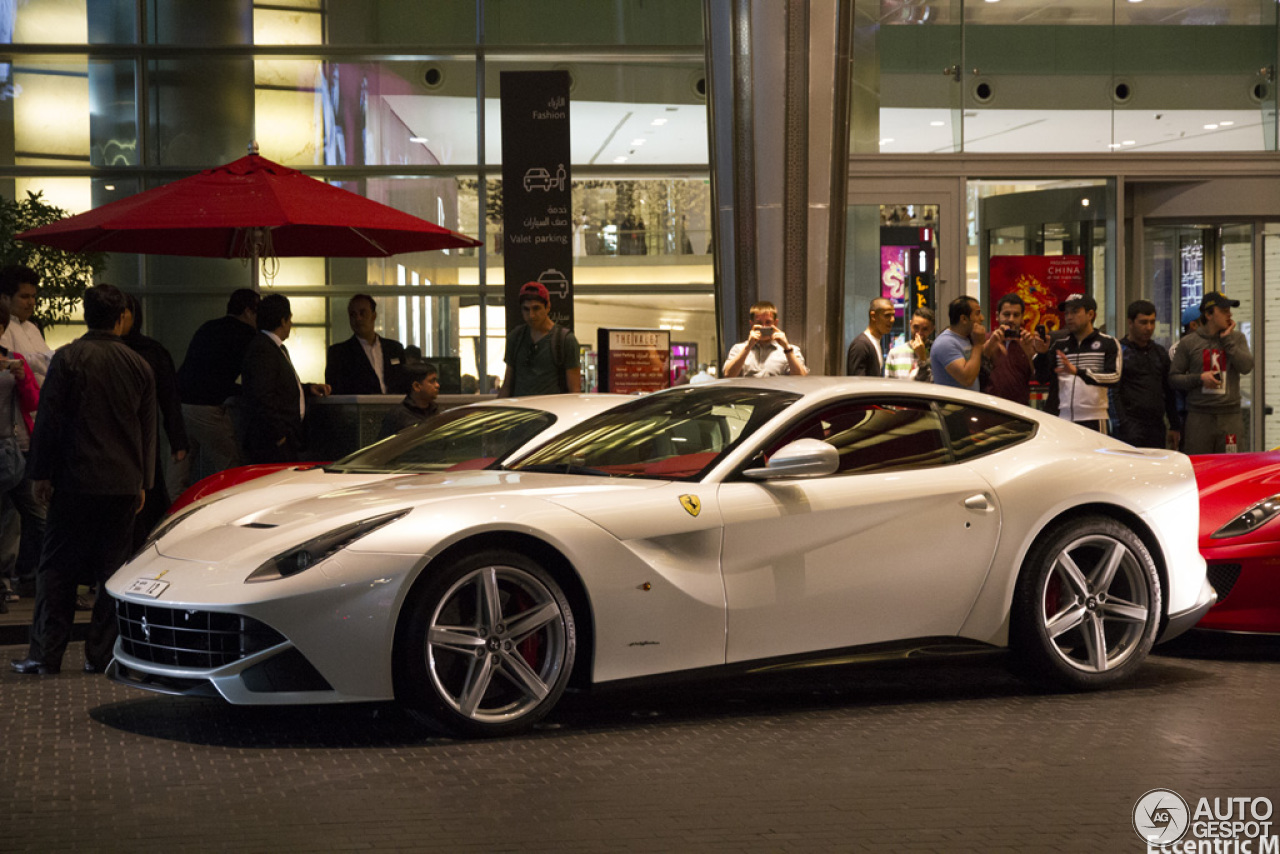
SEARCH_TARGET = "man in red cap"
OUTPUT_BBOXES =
[498,281,581,397]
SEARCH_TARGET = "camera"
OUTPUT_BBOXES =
[757,325,774,339]
[1002,323,1020,337]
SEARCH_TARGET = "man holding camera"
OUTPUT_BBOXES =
[1170,291,1253,454]
[722,301,808,378]
[982,293,1049,405]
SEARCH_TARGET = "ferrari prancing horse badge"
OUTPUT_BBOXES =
[679,494,701,517]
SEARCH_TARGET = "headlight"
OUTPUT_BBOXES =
[246,510,409,582]
[1211,495,1280,539]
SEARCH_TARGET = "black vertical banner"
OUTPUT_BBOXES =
[500,71,573,332]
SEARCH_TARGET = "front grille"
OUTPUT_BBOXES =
[116,600,286,669]
[1207,562,1243,603]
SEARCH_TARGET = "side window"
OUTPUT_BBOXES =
[767,399,949,475]
[938,402,1036,461]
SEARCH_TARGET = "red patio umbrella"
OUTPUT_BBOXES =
[15,146,481,277]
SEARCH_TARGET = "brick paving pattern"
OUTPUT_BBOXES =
[2,634,1279,852]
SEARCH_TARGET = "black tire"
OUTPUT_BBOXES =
[395,549,576,738]
[1010,515,1161,689]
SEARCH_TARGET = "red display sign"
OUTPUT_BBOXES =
[988,255,1085,333]
[598,329,671,394]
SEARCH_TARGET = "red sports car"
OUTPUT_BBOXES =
[1192,451,1280,633]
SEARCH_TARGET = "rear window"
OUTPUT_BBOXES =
[937,402,1036,461]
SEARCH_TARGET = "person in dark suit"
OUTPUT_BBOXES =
[325,294,408,395]
[174,288,259,488]
[11,284,156,675]
[846,297,895,377]
[241,294,330,464]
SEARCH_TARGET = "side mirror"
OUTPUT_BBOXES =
[743,438,839,480]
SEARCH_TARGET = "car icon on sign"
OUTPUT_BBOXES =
[523,164,566,192]
[538,269,570,299]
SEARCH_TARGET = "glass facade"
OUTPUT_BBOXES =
[849,1,1280,450]
[0,0,713,392]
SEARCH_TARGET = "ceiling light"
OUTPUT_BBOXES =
[409,136,428,143]
[1122,140,1136,146]
[651,118,668,126]
[930,121,945,127]
[880,138,895,145]
[1081,199,1091,207]
[1108,143,1124,149]
[1220,120,1235,126]
[104,184,115,191]
[631,139,646,146]
[613,156,628,163]
[1204,124,1219,130]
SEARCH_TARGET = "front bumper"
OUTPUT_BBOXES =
[1158,577,1217,643]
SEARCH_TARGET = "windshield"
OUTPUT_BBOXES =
[510,386,799,481]
[326,406,555,474]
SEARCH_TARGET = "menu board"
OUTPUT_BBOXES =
[596,329,671,394]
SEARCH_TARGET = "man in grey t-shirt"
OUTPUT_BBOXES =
[498,282,581,397]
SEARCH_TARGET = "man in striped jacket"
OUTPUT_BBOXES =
[1036,293,1121,433]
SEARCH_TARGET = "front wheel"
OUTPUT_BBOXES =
[395,550,576,738]
[1011,516,1161,689]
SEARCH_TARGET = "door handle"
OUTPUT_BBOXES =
[963,494,991,511]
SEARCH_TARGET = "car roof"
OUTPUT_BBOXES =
[656,376,1044,414]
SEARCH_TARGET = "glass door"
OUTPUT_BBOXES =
[846,203,940,361]
[1144,222,1264,451]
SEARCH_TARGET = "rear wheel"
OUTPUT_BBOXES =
[396,550,576,737]
[1011,516,1161,689]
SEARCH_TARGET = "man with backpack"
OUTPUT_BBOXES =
[498,281,581,396]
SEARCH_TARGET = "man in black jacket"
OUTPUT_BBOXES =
[175,288,259,487]
[325,294,408,395]
[241,294,330,463]
[1115,299,1181,449]
[11,284,156,675]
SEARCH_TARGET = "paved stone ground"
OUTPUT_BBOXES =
[3,633,1279,853]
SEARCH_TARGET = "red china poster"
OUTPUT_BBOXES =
[600,329,670,394]
[988,255,1085,333]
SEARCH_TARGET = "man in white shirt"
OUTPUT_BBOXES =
[0,266,53,387]
[722,301,808,378]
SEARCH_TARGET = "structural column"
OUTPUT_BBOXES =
[704,0,853,373]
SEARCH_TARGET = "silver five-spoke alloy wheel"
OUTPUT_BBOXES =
[426,563,571,725]
[1039,533,1151,673]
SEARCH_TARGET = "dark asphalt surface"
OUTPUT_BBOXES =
[3,632,1280,852]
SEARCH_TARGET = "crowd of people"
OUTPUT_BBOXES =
[724,290,1251,454]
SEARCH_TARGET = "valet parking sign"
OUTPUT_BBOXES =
[500,70,574,332]
[1134,789,1278,852]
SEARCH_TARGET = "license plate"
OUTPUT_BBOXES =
[125,577,170,599]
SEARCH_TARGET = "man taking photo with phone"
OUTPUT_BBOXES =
[722,301,808,378]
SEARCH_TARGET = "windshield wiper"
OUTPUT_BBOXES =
[514,463,613,477]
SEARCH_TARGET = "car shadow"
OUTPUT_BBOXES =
[1154,629,1280,662]
[88,650,1213,748]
